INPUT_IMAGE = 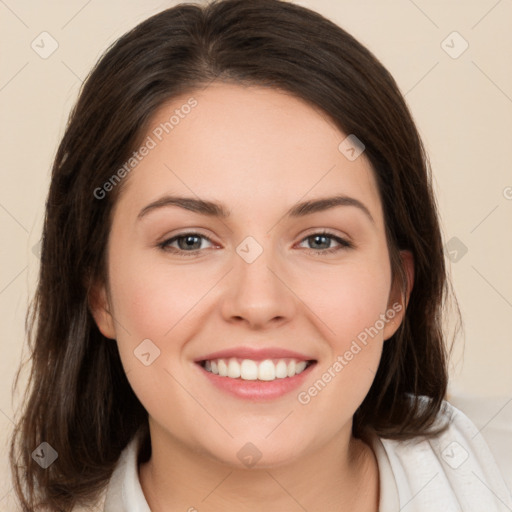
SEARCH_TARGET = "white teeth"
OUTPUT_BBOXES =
[240,359,258,380]
[258,360,275,381]
[227,358,241,378]
[287,359,296,377]
[218,359,228,377]
[203,357,312,381]
[275,360,288,379]
[295,361,307,374]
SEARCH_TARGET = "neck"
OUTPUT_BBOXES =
[138,423,379,512]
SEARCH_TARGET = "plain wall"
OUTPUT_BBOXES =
[1,0,511,507]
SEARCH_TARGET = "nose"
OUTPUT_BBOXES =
[219,239,297,330]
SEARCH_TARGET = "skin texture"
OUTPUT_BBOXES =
[90,83,414,511]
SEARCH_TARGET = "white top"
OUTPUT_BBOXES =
[85,400,512,511]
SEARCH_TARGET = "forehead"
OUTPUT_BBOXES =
[116,82,384,228]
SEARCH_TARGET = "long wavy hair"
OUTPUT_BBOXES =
[10,0,461,510]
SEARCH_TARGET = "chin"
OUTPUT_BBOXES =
[195,433,312,471]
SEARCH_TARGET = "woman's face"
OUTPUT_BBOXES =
[91,83,413,467]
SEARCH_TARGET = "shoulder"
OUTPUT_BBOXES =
[376,398,512,511]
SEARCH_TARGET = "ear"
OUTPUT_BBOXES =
[383,250,415,341]
[88,281,116,339]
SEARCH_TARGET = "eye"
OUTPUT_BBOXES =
[158,232,215,256]
[158,230,353,257]
[297,231,353,255]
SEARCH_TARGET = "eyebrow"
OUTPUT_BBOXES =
[137,194,375,224]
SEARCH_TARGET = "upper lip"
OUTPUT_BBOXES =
[194,347,316,363]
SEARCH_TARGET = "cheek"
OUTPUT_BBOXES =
[108,253,216,341]
[106,256,203,431]
[294,255,391,408]
[106,252,223,404]
[296,259,391,344]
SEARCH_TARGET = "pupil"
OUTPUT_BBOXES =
[181,235,200,249]
[312,235,329,249]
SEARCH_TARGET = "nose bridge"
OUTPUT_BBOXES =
[221,234,295,326]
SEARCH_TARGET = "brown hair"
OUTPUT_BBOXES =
[10,0,461,509]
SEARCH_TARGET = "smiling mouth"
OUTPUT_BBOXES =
[198,357,317,382]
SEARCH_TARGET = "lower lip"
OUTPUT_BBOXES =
[196,362,316,401]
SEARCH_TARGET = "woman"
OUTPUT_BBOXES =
[10,0,512,510]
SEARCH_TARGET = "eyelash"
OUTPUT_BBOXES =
[157,230,354,257]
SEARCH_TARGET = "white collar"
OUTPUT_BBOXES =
[102,400,512,511]
[102,428,398,511]
[103,429,151,512]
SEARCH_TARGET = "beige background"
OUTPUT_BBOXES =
[1,0,511,507]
